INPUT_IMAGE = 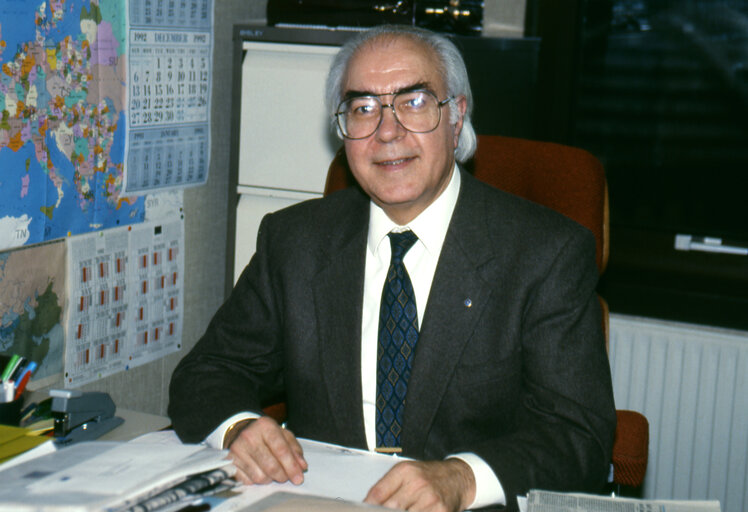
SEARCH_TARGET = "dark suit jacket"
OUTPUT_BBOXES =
[169,170,616,511]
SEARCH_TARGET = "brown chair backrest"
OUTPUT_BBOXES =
[325,134,609,273]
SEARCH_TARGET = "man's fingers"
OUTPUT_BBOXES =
[229,416,306,485]
[282,428,308,471]
[261,424,305,484]
[229,435,275,484]
[364,463,409,509]
[233,466,251,485]
[364,460,475,512]
[231,457,272,486]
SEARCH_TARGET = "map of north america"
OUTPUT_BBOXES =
[0,0,144,251]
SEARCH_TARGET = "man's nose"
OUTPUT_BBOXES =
[376,104,406,141]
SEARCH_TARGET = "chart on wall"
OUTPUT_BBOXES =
[65,213,184,387]
[0,0,213,251]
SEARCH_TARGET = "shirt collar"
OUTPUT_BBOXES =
[367,163,461,257]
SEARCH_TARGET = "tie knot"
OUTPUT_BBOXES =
[388,230,418,263]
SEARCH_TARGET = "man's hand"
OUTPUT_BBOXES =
[225,416,308,485]
[364,459,476,512]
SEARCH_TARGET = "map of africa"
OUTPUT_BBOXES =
[0,0,144,251]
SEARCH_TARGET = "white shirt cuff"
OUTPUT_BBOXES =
[204,411,260,449]
[448,452,506,510]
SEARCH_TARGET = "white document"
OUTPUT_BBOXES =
[0,439,58,472]
[113,431,403,511]
[133,430,404,506]
[526,490,722,512]
[212,438,406,511]
[0,441,232,512]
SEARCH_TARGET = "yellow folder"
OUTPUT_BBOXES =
[0,425,50,463]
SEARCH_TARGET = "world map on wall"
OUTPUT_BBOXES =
[0,0,144,251]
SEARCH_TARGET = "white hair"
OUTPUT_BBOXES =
[325,25,477,162]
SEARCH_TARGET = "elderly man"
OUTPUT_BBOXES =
[169,25,616,512]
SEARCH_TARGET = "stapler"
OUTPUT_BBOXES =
[50,389,124,445]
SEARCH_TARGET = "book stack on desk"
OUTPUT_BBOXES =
[0,440,235,512]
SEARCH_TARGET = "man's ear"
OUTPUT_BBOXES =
[452,95,468,148]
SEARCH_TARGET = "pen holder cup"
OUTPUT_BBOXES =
[0,397,23,426]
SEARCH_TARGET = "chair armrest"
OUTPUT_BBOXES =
[612,409,649,487]
[262,402,287,424]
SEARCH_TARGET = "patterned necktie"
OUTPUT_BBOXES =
[376,230,419,453]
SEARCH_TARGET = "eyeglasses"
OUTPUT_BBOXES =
[335,89,453,140]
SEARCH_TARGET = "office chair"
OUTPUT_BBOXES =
[323,134,649,489]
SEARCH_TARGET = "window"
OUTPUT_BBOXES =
[572,0,748,329]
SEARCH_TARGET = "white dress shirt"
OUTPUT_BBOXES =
[361,166,503,509]
[207,165,504,509]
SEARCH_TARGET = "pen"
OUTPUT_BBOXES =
[1,354,21,382]
[8,357,27,383]
[14,373,31,401]
[14,361,37,400]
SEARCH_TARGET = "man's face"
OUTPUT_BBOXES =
[341,37,466,225]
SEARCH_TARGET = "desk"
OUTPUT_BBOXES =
[100,408,171,441]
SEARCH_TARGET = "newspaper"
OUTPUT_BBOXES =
[526,490,721,512]
[0,441,233,512]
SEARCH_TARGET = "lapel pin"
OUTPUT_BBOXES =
[464,298,472,308]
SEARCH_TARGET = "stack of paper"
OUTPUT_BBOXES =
[209,437,405,510]
[0,440,234,511]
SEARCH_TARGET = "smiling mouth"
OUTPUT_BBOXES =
[376,156,416,167]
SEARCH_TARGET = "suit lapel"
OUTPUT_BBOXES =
[312,194,369,448]
[403,173,497,457]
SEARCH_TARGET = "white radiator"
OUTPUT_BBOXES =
[609,314,748,512]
